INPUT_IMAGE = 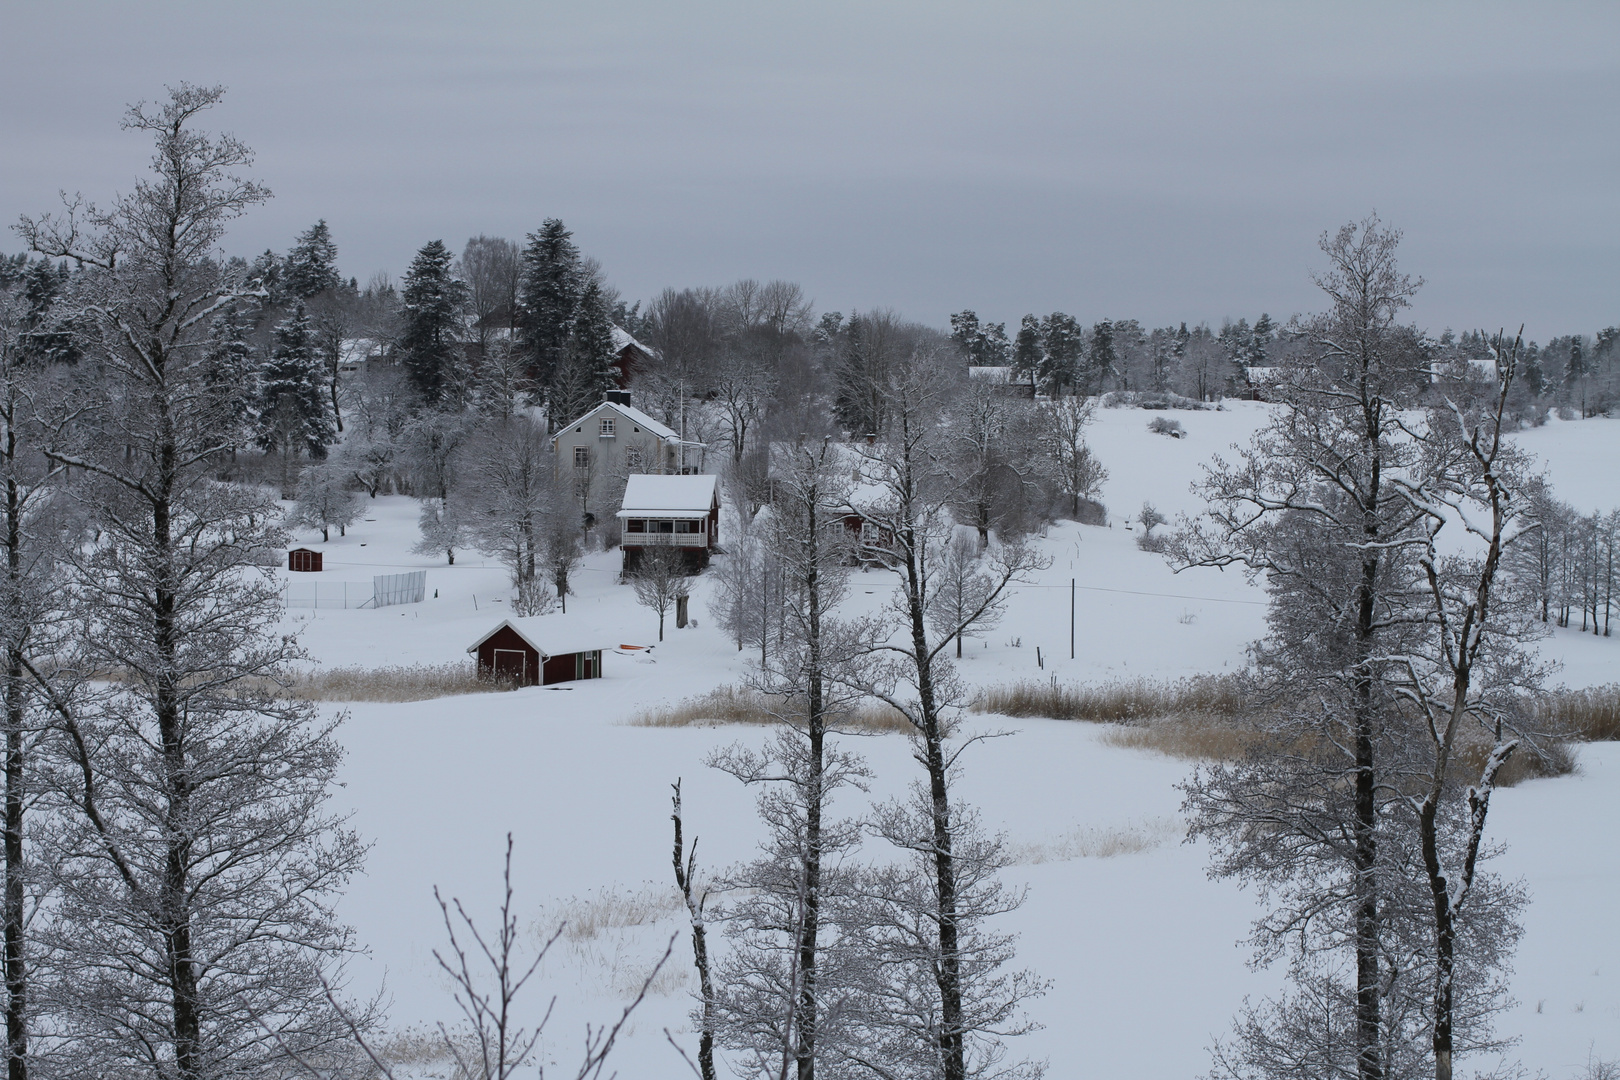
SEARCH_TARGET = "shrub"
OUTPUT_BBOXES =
[1147,416,1186,438]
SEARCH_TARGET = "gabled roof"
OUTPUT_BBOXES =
[553,400,680,442]
[611,325,655,356]
[466,618,617,658]
[616,474,719,519]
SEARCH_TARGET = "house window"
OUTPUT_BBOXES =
[655,520,675,533]
[599,417,615,437]
[860,521,878,543]
[625,446,643,470]
[626,519,645,533]
[675,519,699,534]
[573,446,590,469]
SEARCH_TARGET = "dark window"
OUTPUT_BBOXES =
[626,519,645,533]
[573,446,589,468]
[656,520,675,533]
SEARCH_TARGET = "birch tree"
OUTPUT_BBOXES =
[19,84,365,1080]
[848,356,1048,1080]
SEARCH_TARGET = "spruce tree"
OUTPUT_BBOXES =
[284,220,341,300]
[550,278,618,427]
[516,219,581,417]
[259,303,333,460]
[399,239,468,404]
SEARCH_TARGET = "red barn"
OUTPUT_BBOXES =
[466,619,610,687]
[288,548,323,572]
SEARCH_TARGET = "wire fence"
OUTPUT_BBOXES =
[284,581,375,610]
[284,570,427,610]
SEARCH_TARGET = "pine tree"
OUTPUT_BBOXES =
[1011,314,1043,394]
[259,303,334,460]
[516,219,581,419]
[284,220,341,300]
[400,240,468,404]
[1039,312,1082,396]
[1086,319,1117,393]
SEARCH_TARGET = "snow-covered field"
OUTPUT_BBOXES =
[278,404,1620,1078]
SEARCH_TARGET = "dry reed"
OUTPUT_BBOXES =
[633,684,912,733]
[1540,684,1620,742]
[1009,817,1180,864]
[255,662,516,703]
[973,675,1249,724]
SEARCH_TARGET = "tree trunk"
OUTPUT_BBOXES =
[4,462,26,1080]
[902,527,966,1080]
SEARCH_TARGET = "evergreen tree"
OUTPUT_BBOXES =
[399,239,468,404]
[1039,312,1083,395]
[259,303,333,459]
[18,260,78,366]
[516,219,581,417]
[1011,314,1043,393]
[549,278,618,427]
[284,220,341,300]
[1086,318,1117,393]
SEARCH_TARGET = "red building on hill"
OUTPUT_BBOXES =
[467,620,611,687]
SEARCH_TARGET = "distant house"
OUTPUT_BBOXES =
[466,619,610,687]
[552,396,701,527]
[611,327,656,389]
[616,473,720,574]
[288,547,323,572]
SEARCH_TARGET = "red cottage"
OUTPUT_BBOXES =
[466,619,611,687]
[288,548,323,572]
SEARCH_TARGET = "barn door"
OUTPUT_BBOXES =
[492,648,526,683]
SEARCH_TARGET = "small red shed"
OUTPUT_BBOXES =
[466,619,611,687]
[288,548,323,572]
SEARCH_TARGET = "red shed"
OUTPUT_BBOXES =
[288,547,323,572]
[466,619,611,687]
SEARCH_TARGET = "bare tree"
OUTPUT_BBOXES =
[847,356,1049,1080]
[291,461,361,541]
[1394,331,1547,1080]
[0,274,68,1080]
[670,782,716,1080]
[459,236,522,354]
[706,437,872,1080]
[1171,216,1495,1080]
[1037,396,1107,522]
[632,544,690,642]
[19,84,365,1080]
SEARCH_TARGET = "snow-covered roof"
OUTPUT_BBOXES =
[466,618,618,658]
[610,325,655,356]
[616,474,719,519]
[553,400,680,442]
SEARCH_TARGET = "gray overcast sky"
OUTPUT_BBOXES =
[3,2,1616,341]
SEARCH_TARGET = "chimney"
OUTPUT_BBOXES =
[605,389,632,407]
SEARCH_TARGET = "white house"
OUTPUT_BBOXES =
[616,473,720,573]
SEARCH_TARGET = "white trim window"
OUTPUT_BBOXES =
[625,445,644,471]
[599,417,616,437]
[573,446,590,469]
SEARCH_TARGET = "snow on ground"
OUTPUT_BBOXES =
[279,406,1619,1078]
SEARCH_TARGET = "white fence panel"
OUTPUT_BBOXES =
[373,570,426,608]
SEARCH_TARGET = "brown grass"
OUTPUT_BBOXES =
[632,684,913,733]
[1540,684,1620,742]
[261,663,517,703]
[1098,716,1262,761]
[973,675,1249,724]
[976,676,1584,784]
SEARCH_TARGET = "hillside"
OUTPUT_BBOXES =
[275,405,1620,1078]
